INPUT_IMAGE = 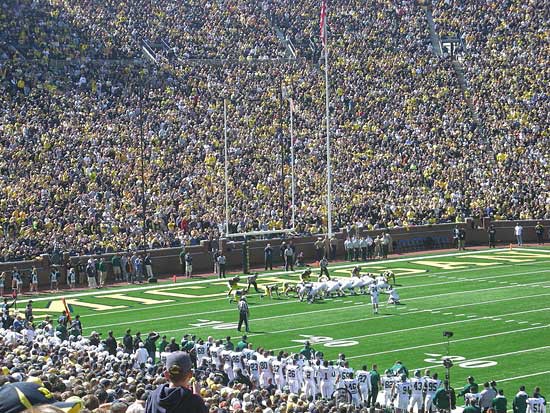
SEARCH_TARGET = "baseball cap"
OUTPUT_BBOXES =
[0,381,81,413]
[165,351,192,378]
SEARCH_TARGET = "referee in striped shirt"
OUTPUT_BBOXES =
[237,296,250,332]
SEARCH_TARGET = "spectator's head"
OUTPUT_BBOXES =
[164,352,193,386]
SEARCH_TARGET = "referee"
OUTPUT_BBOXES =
[237,296,250,333]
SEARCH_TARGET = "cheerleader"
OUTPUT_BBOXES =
[29,267,39,293]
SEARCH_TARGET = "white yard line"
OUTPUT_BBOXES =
[347,329,550,359]
[417,346,550,371]
[496,370,550,382]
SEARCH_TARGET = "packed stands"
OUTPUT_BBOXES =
[0,0,547,262]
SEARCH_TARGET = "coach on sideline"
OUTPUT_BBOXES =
[237,296,250,332]
[145,351,207,413]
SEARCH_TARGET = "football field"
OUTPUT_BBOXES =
[29,247,550,398]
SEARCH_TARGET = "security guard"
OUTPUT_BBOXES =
[237,296,250,333]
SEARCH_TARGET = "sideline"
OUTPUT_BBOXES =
[27,247,528,303]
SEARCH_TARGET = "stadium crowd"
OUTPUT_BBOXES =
[1,0,548,262]
[0,303,547,413]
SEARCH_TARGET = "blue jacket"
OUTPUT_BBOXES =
[145,383,207,413]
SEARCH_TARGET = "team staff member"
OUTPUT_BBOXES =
[535,222,545,244]
[434,380,456,413]
[264,243,273,270]
[368,364,381,408]
[237,296,250,333]
[145,351,207,413]
[488,224,497,248]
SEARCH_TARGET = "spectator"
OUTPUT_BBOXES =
[145,351,207,413]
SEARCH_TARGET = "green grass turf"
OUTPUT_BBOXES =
[27,247,550,398]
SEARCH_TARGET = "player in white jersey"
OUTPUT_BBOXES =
[339,278,355,295]
[369,283,380,314]
[195,339,209,366]
[388,287,401,305]
[309,281,327,302]
[393,374,412,413]
[247,354,260,387]
[340,361,354,381]
[376,274,390,290]
[209,341,222,369]
[242,345,254,362]
[527,396,546,413]
[351,275,366,294]
[286,360,300,394]
[325,279,342,297]
[303,361,317,400]
[409,370,425,413]
[231,351,245,374]
[424,372,441,413]
[344,373,361,407]
[318,361,333,399]
[272,355,286,391]
[381,370,396,408]
[356,365,372,406]
[220,347,234,380]
[258,351,273,388]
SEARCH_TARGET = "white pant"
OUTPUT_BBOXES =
[224,365,234,381]
[360,385,370,403]
[396,396,410,411]
[321,381,334,399]
[146,265,153,278]
[274,375,285,391]
[288,380,300,394]
[425,394,435,412]
[409,395,423,412]
[304,381,316,400]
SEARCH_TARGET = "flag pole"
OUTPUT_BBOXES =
[224,99,230,236]
[290,99,296,230]
[322,1,333,237]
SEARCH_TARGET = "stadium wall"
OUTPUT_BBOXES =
[0,220,547,287]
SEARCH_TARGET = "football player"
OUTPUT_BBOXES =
[247,354,260,387]
[393,374,412,413]
[285,359,301,394]
[344,372,361,407]
[303,361,317,400]
[388,287,401,305]
[526,392,546,413]
[226,276,241,298]
[272,354,286,391]
[246,273,261,293]
[319,360,333,399]
[424,372,441,413]
[409,370,425,413]
[382,370,396,408]
[356,365,372,406]
[369,283,380,314]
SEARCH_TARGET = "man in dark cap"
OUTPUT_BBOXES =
[145,351,207,413]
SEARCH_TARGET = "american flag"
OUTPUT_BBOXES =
[320,0,327,48]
